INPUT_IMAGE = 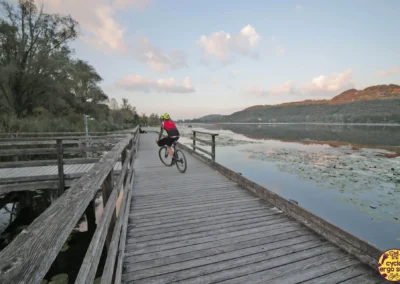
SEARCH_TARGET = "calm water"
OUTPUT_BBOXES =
[184,123,400,250]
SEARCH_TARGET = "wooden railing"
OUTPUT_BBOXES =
[0,133,129,197]
[0,126,140,284]
[191,130,218,161]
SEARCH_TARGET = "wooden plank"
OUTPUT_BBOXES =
[56,139,64,196]
[192,130,219,136]
[213,253,357,284]
[339,272,387,283]
[129,210,279,234]
[101,155,135,284]
[124,244,339,283]
[0,135,128,142]
[0,128,138,284]
[129,204,273,228]
[300,264,374,284]
[114,173,135,284]
[75,145,135,284]
[128,214,284,243]
[102,170,115,252]
[124,223,303,261]
[126,221,298,255]
[124,230,317,272]
[0,148,57,156]
[0,158,99,168]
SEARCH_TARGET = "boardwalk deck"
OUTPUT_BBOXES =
[0,162,122,180]
[122,133,385,284]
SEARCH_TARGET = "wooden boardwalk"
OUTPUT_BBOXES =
[0,162,122,180]
[122,133,385,284]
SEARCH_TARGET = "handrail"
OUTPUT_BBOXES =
[191,130,219,161]
[0,126,139,284]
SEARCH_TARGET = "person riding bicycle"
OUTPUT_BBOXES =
[156,113,180,164]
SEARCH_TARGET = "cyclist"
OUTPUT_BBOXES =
[156,113,180,164]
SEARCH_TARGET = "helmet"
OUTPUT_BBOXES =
[160,113,170,120]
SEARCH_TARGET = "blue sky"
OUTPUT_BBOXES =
[39,0,400,119]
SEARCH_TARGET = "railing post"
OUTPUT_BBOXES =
[192,131,196,152]
[211,135,216,161]
[101,169,115,251]
[56,139,64,197]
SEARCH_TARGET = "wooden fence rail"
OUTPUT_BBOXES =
[0,126,139,284]
[191,130,218,161]
[0,134,128,196]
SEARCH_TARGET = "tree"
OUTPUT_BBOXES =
[0,0,79,117]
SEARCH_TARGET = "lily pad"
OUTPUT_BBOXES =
[94,277,102,284]
[60,243,69,252]
[49,273,68,284]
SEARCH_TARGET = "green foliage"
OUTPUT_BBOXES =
[0,0,157,132]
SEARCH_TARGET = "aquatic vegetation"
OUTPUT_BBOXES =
[242,145,400,223]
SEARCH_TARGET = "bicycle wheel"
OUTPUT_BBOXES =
[175,149,187,173]
[159,146,172,166]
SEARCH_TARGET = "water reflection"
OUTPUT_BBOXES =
[193,123,400,152]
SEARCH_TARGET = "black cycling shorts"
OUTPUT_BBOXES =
[157,136,179,147]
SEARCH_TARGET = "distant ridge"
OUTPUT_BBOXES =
[190,84,400,124]
[243,84,400,111]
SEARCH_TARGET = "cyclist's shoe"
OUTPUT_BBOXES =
[171,158,176,165]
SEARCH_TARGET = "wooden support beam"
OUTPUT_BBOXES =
[56,139,64,197]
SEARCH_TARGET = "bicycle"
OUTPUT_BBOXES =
[157,140,187,173]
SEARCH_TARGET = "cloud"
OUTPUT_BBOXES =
[276,47,286,56]
[296,4,303,12]
[377,66,400,77]
[113,0,151,10]
[269,81,296,95]
[301,69,354,96]
[116,75,195,93]
[35,0,150,53]
[243,86,269,96]
[244,81,296,96]
[197,24,261,62]
[133,37,187,72]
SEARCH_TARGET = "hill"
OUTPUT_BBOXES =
[189,84,400,124]
[244,84,400,111]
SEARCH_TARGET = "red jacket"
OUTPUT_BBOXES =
[161,120,180,137]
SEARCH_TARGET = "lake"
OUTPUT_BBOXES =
[178,123,400,251]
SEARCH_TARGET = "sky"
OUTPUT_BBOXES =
[34,0,400,119]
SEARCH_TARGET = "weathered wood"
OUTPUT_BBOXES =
[192,130,219,136]
[0,127,137,284]
[0,148,57,156]
[101,170,115,252]
[75,140,135,284]
[0,158,100,169]
[176,141,384,270]
[56,139,64,197]
[114,172,134,284]
[101,155,135,284]
[0,135,128,142]
[121,132,383,284]
[211,135,216,161]
[0,131,133,136]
